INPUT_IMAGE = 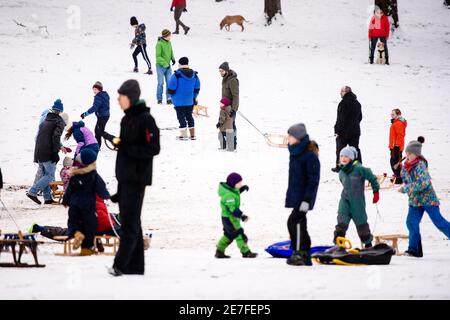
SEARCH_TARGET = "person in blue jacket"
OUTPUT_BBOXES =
[80,81,110,149]
[285,123,321,266]
[167,57,200,140]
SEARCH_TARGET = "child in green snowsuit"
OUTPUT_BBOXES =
[215,173,257,258]
[334,146,380,248]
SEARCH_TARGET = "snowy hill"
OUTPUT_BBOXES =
[0,0,449,299]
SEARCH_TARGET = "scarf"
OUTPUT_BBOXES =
[288,135,310,156]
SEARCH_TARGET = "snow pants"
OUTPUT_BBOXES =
[287,209,311,252]
[95,116,109,149]
[334,197,373,245]
[67,203,98,249]
[217,216,250,254]
[132,43,152,69]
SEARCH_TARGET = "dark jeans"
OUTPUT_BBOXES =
[336,135,362,166]
[67,204,98,249]
[287,209,311,252]
[132,43,152,69]
[175,106,195,129]
[390,147,402,181]
[174,6,188,32]
[95,116,109,148]
[369,37,389,63]
[113,183,146,275]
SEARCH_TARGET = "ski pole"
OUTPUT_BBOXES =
[237,111,267,137]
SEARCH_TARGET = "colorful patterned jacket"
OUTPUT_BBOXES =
[400,159,440,207]
[132,23,147,46]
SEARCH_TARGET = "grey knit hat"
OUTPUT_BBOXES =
[219,61,230,71]
[287,123,307,141]
[340,146,358,161]
[405,137,425,156]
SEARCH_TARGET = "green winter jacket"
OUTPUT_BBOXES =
[218,182,241,219]
[155,37,174,68]
[339,161,379,201]
[222,70,239,112]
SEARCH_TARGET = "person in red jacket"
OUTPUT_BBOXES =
[368,6,390,65]
[170,0,190,35]
[389,108,407,184]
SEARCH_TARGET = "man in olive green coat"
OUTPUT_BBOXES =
[156,29,176,104]
[334,146,380,248]
[219,62,239,150]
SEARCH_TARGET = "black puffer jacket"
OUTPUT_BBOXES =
[334,92,362,139]
[115,100,160,186]
[34,112,65,163]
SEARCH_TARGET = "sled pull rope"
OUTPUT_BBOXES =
[237,111,267,138]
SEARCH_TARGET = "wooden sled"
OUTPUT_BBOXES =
[94,235,119,256]
[54,235,119,256]
[193,105,209,117]
[365,173,396,190]
[374,234,408,256]
[0,233,45,267]
[264,134,288,148]
[49,181,65,204]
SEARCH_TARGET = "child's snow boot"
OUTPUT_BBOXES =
[72,231,85,250]
[286,252,305,266]
[176,128,189,141]
[157,100,162,105]
[79,247,96,256]
[215,249,230,258]
[242,251,258,258]
[189,128,196,140]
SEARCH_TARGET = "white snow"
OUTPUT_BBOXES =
[0,0,449,299]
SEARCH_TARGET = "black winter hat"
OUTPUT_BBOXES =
[178,57,189,65]
[130,16,138,26]
[219,61,230,71]
[118,79,141,104]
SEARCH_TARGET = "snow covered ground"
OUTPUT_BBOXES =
[0,0,449,299]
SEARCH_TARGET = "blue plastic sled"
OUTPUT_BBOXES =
[265,240,332,258]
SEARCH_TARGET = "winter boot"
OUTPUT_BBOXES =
[72,231,85,250]
[79,247,96,256]
[26,192,41,205]
[299,250,313,266]
[167,99,173,105]
[184,27,190,35]
[96,238,104,253]
[404,250,423,258]
[145,68,153,75]
[44,199,59,205]
[133,67,139,73]
[173,30,180,35]
[364,242,373,249]
[28,223,43,234]
[157,100,163,105]
[215,249,230,258]
[176,128,189,141]
[108,266,123,277]
[286,252,305,266]
[242,251,258,258]
[189,128,196,140]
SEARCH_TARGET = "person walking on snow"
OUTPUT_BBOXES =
[285,123,320,266]
[399,137,450,257]
[129,16,153,74]
[369,6,390,65]
[27,99,69,205]
[389,108,407,184]
[156,29,176,105]
[215,173,257,259]
[333,146,380,248]
[80,81,110,149]
[333,86,363,172]
[219,62,239,150]
[104,79,160,276]
[170,0,190,35]
[167,57,200,140]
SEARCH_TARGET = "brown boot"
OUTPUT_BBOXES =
[72,231,85,250]
[79,247,96,256]
[189,127,196,140]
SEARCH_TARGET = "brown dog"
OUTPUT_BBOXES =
[220,15,248,32]
[376,42,386,65]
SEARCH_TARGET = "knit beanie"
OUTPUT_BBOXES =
[220,97,232,107]
[63,157,73,167]
[219,61,230,72]
[405,136,425,156]
[118,79,141,104]
[130,16,138,26]
[287,123,307,141]
[178,57,189,66]
[52,99,64,113]
[340,146,358,161]
[161,29,171,38]
[80,149,97,166]
[226,172,242,188]
[93,81,103,91]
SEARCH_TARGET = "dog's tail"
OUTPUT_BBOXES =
[244,20,252,24]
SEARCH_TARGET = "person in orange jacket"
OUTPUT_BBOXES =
[368,6,390,65]
[389,108,407,183]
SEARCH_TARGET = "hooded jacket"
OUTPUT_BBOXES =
[72,121,99,155]
[368,14,390,39]
[155,37,175,68]
[221,70,239,112]
[334,92,363,139]
[389,117,407,151]
[85,91,110,118]
[167,68,201,107]
[34,112,65,163]
[132,23,147,46]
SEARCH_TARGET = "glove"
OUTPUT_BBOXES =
[373,192,380,204]
[110,193,119,203]
[51,153,60,164]
[216,123,220,129]
[299,201,309,213]
[229,110,236,117]
[239,185,249,193]
[241,214,249,222]
[61,146,72,154]
[183,8,187,12]
[172,59,176,66]
[80,112,88,119]
[170,7,174,12]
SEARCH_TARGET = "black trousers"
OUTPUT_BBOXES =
[390,146,402,181]
[95,116,109,148]
[67,204,98,249]
[336,135,362,166]
[174,6,188,32]
[369,37,389,63]
[132,43,152,69]
[232,112,237,149]
[175,106,195,128]
[113,183,146,275]
[287,209,311,252]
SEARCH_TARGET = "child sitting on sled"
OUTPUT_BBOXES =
[399,137,450,257]
[333,146,380,248]
[215,173,257,258]
[216,97,235,152]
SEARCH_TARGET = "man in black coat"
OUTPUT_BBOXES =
[375,0,399,28]
[106,79,160,276]
[27,99,68,204]
[332,86,363,172]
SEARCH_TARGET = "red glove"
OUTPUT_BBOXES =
[373,192,380,204]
